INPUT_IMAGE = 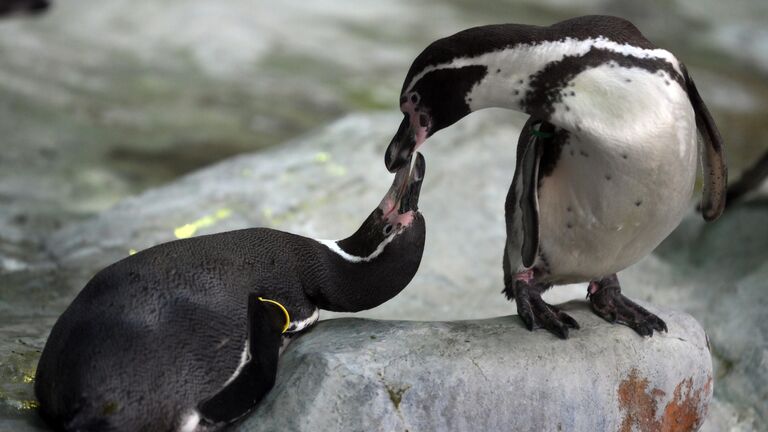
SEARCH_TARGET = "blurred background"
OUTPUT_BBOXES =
[0,1,766,431]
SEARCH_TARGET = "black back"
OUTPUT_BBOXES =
[35,229,319,431]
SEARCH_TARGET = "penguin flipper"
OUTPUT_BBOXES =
[518,120,549,268]
[682,63,727,221]
[198,293,284,426]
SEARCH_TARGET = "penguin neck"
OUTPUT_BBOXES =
[421,37,681,121]
[460,45,555,114]
[308,216,425,313]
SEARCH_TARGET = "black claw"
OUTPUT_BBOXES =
[501,283,515,301]
[552,325,569,340]
[641,324,654,337]
[560,313,580,329]
[524,320,535,332]
[650,318,668,333]
[507,277,579,339]
[588,275,667,337]
[519,309,535,332]
[626,320,648,336]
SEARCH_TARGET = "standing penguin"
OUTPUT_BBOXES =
[35,154,426,431]
[385,15,727,339]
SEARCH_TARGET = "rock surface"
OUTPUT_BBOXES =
[239,303,712,432]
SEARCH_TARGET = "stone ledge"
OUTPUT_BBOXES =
[238,301,712,432]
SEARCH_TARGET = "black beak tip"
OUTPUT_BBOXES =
[385,143,408,173]
[384,153,398,173]
[413,152,426,182]
[386,152,412,173]
[397,152,425,213]
[385,116,416,173]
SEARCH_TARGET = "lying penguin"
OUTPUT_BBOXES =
[35,154,426,431]
[384,15,727,338]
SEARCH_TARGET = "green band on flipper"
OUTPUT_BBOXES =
[531,129,554,139]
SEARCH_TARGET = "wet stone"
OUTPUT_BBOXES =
[237,303,712,432]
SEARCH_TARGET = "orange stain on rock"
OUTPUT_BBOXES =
[618,369,660,432]
[659,376,712,432]
[618,368,712,432]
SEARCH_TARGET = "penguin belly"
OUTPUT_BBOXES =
[534,79,698,283]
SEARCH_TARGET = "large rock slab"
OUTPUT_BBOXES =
[240,303,712,432]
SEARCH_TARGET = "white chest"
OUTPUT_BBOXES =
[534,67,698,282]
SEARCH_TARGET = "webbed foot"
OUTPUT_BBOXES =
[503,270,579,339]
[587,274,667,336]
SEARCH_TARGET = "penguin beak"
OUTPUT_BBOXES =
[398,152,425,213]
[385,115,417,173]
[379,152,425,216]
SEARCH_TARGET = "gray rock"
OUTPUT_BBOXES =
[239,303,712,432]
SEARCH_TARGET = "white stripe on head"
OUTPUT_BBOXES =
[404,36,680,101]
[315,236,396,263]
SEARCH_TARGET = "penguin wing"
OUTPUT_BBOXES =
[682,64,727,221]
[198,293,284,426]
[518,120,548,268]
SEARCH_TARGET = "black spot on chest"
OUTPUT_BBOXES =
[522,48,684,119]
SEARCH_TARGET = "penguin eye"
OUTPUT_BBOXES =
[382,224,394,236]
[410,93,420,104]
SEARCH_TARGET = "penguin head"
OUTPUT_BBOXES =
[385,46,488,172]
[337,153,426,258]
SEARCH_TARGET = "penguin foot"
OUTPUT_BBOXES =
[587,274,667,336]
[506,275,579,339]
